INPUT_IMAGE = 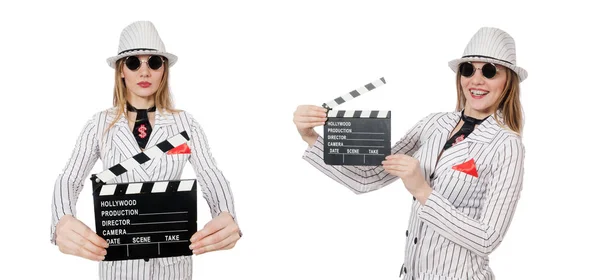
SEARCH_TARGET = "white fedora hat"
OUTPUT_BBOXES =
[448,27,527,82]
[106,21,178,68]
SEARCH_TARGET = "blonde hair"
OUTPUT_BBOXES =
[455,68,523,134]
[106,57,179,131]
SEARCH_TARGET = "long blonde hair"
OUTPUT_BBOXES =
[107,57,178,131]
[455,68,523,134]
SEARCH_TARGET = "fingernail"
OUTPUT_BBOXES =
[189,245,193,250]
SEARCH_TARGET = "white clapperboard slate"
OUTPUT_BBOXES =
[90,131,197,261]
[322,78,391,165]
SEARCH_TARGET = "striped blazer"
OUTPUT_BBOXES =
[50,108,238,280]
[303,111,525,280]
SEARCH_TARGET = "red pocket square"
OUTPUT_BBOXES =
[167,143,191,155]
[451,158,478,178]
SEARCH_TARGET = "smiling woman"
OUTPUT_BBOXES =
[294,27,527,280]
[49,21,241,280]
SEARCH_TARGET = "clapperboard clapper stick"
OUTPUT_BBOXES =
[90,131,198,261]
[322,77,391,166]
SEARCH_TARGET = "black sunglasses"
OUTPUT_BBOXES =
[124,55,165,71]
[459,62,501,79]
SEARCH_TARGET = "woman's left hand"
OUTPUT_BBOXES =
[189,212,240,255]
[382,154,432,204]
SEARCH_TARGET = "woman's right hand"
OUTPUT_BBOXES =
[56,214,108,261]
[293,105,328,146]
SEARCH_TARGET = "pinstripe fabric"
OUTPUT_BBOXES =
[448,27,527,82]
[107,21,178,68]
[50,108,237,280]
[303,111,525,280]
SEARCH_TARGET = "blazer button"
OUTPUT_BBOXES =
[406,230,409,237]
[414,237,418,244]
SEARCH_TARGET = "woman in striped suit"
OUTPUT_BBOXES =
[293,27,526,280]
[50,21,241,280]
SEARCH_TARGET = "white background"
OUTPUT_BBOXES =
[1,1,598,279]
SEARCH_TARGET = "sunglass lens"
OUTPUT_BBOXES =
[148,56,164,70]
[482,63,497,79]
[459,63,474,77]
[125,56,141,71]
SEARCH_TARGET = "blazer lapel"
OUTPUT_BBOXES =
[434,140,471,177]
[105,110,154,182]
[142,110,179,174]
[432,112,470,179]
[433,112,503,179]
[104,109,182,182]
[419,112,460,182]
[463,114,501,144]
[106,112,141,158]
[145,110,177,148]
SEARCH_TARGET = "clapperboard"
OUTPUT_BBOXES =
[322,78,391,165]
[90,131,197,261]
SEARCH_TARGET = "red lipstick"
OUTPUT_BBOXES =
[138,81,151,88]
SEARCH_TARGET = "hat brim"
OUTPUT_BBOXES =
[448,57,527,82]
[106,49,178,69]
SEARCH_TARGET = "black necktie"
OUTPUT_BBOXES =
[126,103,156,149]
[443,111,488,150]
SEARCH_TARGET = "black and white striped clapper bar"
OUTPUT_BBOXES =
[322,77,391,165]
[90,131,197,261]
